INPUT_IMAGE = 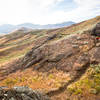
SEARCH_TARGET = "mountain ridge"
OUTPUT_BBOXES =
[0,21,75,34]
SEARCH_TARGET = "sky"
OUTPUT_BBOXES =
[0,0,100,25]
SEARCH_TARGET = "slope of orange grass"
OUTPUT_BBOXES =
[0,67,70,92]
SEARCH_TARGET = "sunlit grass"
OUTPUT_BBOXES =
[67,64,100,95]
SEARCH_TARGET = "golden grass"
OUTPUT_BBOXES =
[67,64,100,95]
[0,68,70,91]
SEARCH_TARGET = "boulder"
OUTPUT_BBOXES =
[91,22,100,36]
[0,86,50,100]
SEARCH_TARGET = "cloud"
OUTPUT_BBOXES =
[41,0,100,24]
[0,0,99,25]
[0,0,64,25]
[0,0,29,24]
[28,0,64,8]
[72,0,100,21]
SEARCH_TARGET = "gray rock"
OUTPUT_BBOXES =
[0,86,50,100]
[91,22,100,36]
[83,41,88,45]
[72,45,79,48]
[9,97,15,100]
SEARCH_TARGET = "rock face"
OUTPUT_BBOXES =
[20,23,100,75]
[91,22,100,36]
[1,29,100,79]
[20,32,100,77]
[0,86,50,100]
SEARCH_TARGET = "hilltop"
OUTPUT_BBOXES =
[0,16,100,100]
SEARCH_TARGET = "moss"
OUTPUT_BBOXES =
[74,89,83,95]
[94,86,100,93]
[19,77,26,82]
[4,78,18,87]
[67,87,76,93]
[31,76,40,82]
[55,82,61,88]
[48,74,54,79]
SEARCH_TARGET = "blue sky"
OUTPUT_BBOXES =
[51,0,77,12]
[0,0,100,25]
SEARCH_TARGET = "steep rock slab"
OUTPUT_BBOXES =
[21,33,99,75]
[1,33,100,79]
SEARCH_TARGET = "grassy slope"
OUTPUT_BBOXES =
[0,29,48,65]
[67,64,100,98]
[0,16,100,100]
[0,16,100,65]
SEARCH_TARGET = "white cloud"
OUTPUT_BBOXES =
[43,0,100,24]
[0,0,64,25]
[30,0,63,8]
[72,0,100,21]
[0,0,29,24]
[0,0,99,25]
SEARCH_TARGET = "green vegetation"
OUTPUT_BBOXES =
[48,74,54,79]
[68,64,100,95]
[0,48,30,64]
[4,78,19,87]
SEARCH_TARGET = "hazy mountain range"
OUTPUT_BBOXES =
[0,21,75,34]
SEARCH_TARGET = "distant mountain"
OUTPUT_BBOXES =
[17,23,40,29]
[41,21,75,29]
[0,21,75,34]
[0,24,16,34]
[18,21,75,29]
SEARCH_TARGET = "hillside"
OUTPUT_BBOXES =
[0,16,100,65]
[0,16,100,100]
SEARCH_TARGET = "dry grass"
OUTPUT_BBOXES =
[67,64,100,96]
[0,16,100,100]
[0,68,70,92]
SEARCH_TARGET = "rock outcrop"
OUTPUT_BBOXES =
[91,22,100,36]
[21,33,100,75]
[21,23,100,73]
[1,30,100,78]
[0,86,50,100]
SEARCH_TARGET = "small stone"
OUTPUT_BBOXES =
[72,45,79,48]
[83,41,88,45]
[90,89,97,94]
[4,94,8,96]
[77,37,81,40]
[96,43,100,47]
[9,97,15,100]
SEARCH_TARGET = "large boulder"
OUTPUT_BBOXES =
[91,22,100,36]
